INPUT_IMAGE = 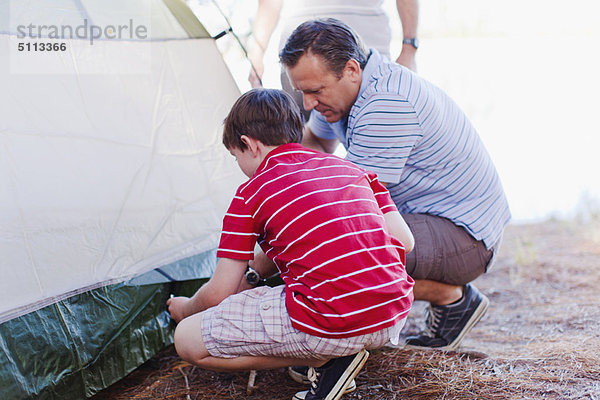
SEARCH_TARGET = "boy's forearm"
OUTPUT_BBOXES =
[167,283,222,323]
[237,249,279,292]
[186,282,222,314]
[168,258,247,322]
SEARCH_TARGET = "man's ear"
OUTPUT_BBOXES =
[240,135,260,157]
[344,59,362,83]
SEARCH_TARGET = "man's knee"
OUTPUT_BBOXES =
[174,313,209,365]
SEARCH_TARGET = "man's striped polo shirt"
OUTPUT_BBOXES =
[308,49,511,249]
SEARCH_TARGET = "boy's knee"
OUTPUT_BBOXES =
[174,314,209,365]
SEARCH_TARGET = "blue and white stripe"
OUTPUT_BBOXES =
[308,49,511,249]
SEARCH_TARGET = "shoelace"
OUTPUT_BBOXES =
[423,305,443,337]
[306,367,320,394]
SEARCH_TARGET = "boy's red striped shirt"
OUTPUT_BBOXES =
[218,143,414,338]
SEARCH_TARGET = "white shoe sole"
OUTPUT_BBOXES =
[405,295,490,351]
[292,380,356,399]
[291,350,368,400]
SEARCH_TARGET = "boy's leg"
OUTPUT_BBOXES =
[175,311,368,399]
[174,311,326,371]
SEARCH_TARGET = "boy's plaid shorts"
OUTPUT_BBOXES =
[201,284,406,360]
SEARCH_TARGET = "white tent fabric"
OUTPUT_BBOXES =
[0,0,245,323]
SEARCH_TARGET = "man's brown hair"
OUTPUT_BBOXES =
[223,88,303,150]
[279,18,368,78]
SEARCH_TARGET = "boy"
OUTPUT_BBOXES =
[167,88,414,400]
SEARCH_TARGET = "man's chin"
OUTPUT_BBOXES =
[320,111,340,123]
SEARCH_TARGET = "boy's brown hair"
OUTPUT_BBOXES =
[223,88,303,150]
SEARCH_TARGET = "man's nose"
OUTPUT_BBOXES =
[302,94,318,111]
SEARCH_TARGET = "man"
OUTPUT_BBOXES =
[279,18,511,351]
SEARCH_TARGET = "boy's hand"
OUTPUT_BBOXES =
[167,296,193,324]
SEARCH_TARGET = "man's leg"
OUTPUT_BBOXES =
[403,214,493,286]
[402,214,495,350]
[413,279,462,305]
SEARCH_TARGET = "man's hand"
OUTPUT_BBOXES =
[167,296,193,324]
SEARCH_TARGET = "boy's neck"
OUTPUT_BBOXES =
[255,143,279,164]
[241,134,284,177]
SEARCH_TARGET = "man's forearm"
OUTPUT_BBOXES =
[302,129,327,152]
[302,127,339,154]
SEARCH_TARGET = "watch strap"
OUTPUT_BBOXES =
[402,38,419,49]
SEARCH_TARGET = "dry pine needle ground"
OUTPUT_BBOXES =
[93,219,600,400]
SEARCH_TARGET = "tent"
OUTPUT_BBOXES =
[0,0,245,397]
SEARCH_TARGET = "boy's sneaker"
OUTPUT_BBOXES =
[291,350,369,400]
[405,284,489,351]
[288,366,357,393]
[289,366,311,384]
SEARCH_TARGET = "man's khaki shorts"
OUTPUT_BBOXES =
[403,213,500,286]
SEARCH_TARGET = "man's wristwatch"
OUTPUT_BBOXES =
[402,38,419,49]
[245,265,264,286]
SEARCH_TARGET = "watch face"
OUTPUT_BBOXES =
[245,270,260,285]
[403,38,419,49]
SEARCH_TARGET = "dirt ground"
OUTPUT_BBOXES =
[93,219,600,400]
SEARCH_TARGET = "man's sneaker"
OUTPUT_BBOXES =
[288,366,357,394]
[405,284,489,351]
[291,350,369,400]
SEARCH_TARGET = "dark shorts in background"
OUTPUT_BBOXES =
[402,214,498,286]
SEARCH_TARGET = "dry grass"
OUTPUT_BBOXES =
[93,219,600,400]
